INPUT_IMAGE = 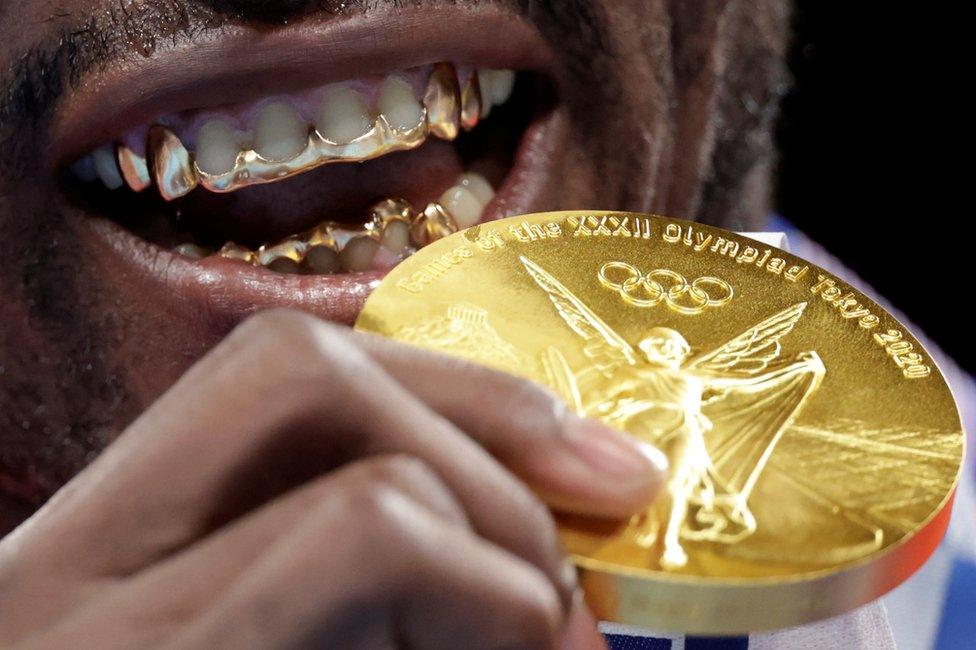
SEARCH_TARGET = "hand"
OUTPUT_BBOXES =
[0,310,665,649]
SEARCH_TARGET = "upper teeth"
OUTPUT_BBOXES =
[70,64,517,198]
[377,77,425,131]
[424,63,461,141]
[147,125,198,201]
[92,145,124,190]
[316,84,373,144]
[196,120,242,177]
[117,143,152,192]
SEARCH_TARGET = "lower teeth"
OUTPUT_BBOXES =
[174,195,461,274]
[171,168,495,274]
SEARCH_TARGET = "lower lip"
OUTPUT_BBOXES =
[90,217,382,325]
[81,104,564,326]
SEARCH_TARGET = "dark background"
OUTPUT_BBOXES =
[776,4,970,372]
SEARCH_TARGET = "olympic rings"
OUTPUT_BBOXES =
[598,262,734,314]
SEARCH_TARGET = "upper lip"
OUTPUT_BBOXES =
[49,6,557,169]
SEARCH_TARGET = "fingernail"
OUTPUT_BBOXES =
[565,416,668,479]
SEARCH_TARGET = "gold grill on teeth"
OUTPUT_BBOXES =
[110,63,493,200]
[424,62,462,140]
[147,126,199,201]
[459,70,483,131]
[179,196,462,275]
[116,143,151,192]
[196,110,429,195]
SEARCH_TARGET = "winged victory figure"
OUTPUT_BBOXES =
[520,256,826,571]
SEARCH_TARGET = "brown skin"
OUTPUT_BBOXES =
[0,0,790,646]
[1,310,662,647]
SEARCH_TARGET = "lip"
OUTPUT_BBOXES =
[50,6,557,166]
[88,217,383,325]
[60,4,569,326]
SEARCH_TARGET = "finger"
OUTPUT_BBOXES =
[125,456,470,611]
[30,457,472,647]
[352,330,668,517]
[23,310,575,610]
[171,468,565,650]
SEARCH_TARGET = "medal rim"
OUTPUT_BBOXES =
[355,211,966,632]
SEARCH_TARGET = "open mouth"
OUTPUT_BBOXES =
[47,9,564,324]
[66,62,542,276]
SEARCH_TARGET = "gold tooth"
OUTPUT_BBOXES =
[424,63,461,141]
[196,109,428,195]
[256,239,308,267]
[143,68,484,197]
[218,242,257,264]
[371,197,415,226]
[294,222,334,250]
[147,126,199,201]
[370,198,416,256]
[222,197,431,275]
[328,222,382,252]
[249,218,378,275]
[116,143,151,192]
[411,202,459,247]
[459,71,483,132]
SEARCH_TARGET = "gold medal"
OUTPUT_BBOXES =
[355,212,964,633]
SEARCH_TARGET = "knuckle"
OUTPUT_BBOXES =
[476,377,574,482]
[227,310,363,388]
[361,455,437,487]
[331,462,450,572]
[501,377,567,437]
[233,308,314,343]
[521,491,560,547]
[339,471,415,536]
[341,458,455,532]
[237,309,328,362]
[364,456,469,525]
[339,489,425,577]
[219,310,314,372]
[523,381,566,421]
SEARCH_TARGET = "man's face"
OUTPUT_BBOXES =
[0,0,788,499]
